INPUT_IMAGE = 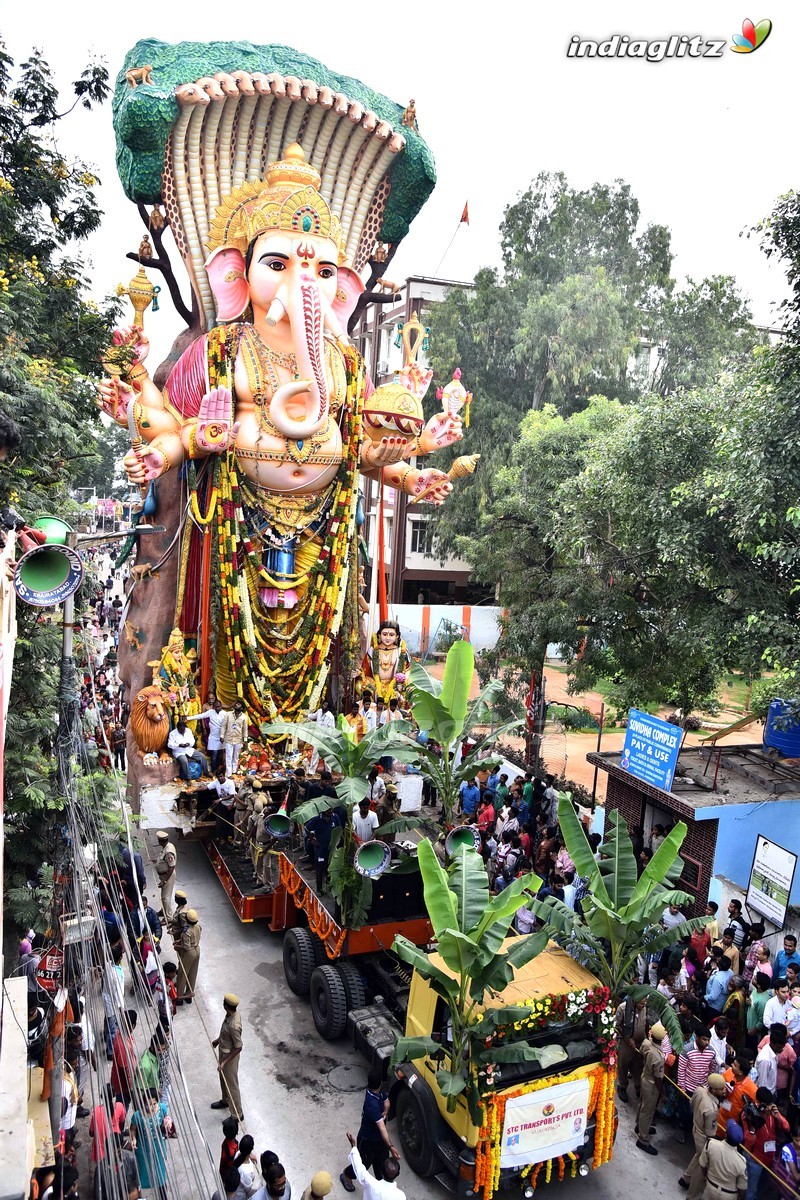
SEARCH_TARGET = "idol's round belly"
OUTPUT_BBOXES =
[233,410,343,493]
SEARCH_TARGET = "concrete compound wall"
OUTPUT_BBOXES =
[393,604,502,656]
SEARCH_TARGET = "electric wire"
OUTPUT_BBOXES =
[56,554,222,1200]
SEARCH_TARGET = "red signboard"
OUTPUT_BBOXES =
[35,945,64,994]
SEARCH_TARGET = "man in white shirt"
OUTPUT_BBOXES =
[763,980,790,1030]
[753,1038,779,1092]
[344,1133,404,1200]
[362,691,377,733]
[189,699,227,773]
[562,871,577,912]
[309,700,336,773]
[167,719,210,780]
[542,775,560,825]
[209,768,237,841]
[220,701,248,776]
[352,799,380,843]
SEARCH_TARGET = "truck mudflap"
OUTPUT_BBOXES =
[390,1063,475,1193]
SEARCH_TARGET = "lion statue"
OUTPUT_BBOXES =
[131,683,172,758]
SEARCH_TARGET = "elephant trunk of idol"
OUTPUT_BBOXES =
[267,280,329,440]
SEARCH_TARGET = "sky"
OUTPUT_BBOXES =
[2,1,797,365]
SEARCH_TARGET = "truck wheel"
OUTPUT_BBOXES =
[309,964,348,1039]
[396,1087,438,1177]
[337,961,366,1011]
[309,932,329,966]
[283,928,316,996]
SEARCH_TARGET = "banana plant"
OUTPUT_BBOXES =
[391,839,547,1125]
[408,639,524,825]
[530,797,709,1048]
[262,715,423,927]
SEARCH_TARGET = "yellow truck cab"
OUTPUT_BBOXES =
[386,941,617,1197]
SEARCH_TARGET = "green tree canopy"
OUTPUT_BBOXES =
[0,39,117,930]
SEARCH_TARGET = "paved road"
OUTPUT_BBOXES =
[154,838,695,1200]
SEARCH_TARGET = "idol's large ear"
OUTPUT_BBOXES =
[204,247,249,321]
[331,266,365,328]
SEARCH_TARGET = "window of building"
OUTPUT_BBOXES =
[409,518,434,556]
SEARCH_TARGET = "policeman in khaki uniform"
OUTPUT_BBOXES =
[680,1073,728,1198]
[174,907,201,1005]
[211,993,243,1119]
[636,1022,666,1154]
[169,889,189,940]
[698,1120,747,1200]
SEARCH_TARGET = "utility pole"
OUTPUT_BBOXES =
[47,531,80,1141]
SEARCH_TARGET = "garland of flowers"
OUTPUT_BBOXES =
[187,334,364,724]
[279,854,347,956]
[473,987,617,1200]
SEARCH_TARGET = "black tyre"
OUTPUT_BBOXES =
[396,1086,438,1177]
[309,964,348,1039]
[309,932,329,966]
[337,961,366,1011]
[283,928,316,996]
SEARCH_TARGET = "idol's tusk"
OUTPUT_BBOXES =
[265,298,286,326]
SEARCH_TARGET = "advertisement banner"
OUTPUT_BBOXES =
[620,708,681,792]
[500,1077,590,1168]
[746,835,797,927]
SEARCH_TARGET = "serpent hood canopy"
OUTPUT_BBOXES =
[113,39,437,329]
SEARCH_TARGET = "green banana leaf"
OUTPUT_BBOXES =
[392,934,459,1002]
[439,639,474,741]
[627,821,689,909]
[529,894,578,935]
[407,661,444,733]
[557,795,610,907]
[335,775,369,809]
[437,1069,467,1098]
[375,815,422,837]
[261,719,350,770]
[390,1036,443,1066]
[625,887,696,926]
[292,794,342,824]
[625,984,684,1052]
[470,1006,536,1036]
[464,677,508,732]
[596,809,639,909]
[436,929,480,976]
[475,1043,542,1064]
[469,928,550,1000]
[472,872,542,943]
[448,845,489,933]
[415,839,458,936]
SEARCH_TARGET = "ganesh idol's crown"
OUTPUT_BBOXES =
[206,143,346,262]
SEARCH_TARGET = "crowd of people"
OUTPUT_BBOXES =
[617,897,800,1197]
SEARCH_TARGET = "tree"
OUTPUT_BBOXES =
[391,839,548,1125]
[0,40,116,933]
[71,422,131,498]
[531,798,706,1048]
[645,275,762,397]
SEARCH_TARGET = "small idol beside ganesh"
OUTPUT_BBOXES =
[101,41,477,762]
[367,620,410,704]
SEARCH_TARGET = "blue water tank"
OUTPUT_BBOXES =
[763,698,800,757]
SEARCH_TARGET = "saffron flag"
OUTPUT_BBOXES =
[460,202,469,225]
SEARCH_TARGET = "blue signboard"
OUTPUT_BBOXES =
[620,709,681,792]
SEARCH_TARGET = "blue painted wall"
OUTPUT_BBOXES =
[696,800,800,905]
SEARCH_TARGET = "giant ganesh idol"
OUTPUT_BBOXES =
[100,42,469,777]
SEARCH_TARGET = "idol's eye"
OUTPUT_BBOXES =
[318,266,336,279]
[259,256,286,271]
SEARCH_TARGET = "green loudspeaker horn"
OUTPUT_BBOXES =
[445,825,482,859]
[353,839,392,879]
[14,516,83,608]
[32,515,73,544]
[265,805,292,839]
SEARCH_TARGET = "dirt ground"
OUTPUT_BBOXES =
[425,658,759,803]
